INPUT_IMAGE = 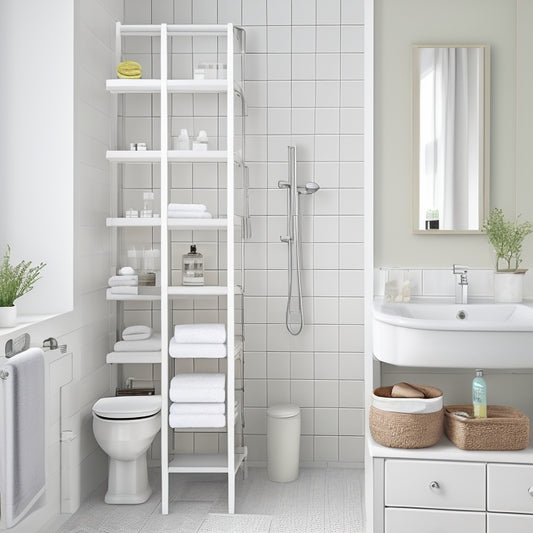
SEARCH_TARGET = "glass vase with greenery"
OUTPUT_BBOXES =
[482,208,533,272]
[0,245,46,307]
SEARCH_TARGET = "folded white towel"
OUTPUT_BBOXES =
[122,325,153,341]
[114,333,161,352]
[174,323,226,344]
[170,402,225,415]
[169,413,225,428]
[169,388,225,403]
[168,203,207,211]
[109,275,138,287]
[169,338,226,359]
[110,286,138,295]
[170,372,225,390]
[168,211,212,219]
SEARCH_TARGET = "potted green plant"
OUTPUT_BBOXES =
[482,208,533,302]
[0,245,46,327]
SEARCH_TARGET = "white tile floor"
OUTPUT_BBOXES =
[51,467,365,533]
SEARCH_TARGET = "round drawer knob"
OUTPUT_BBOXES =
[528,486,533,497]
[429,481,440,490]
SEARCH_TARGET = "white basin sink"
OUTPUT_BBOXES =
[373,300,533,368]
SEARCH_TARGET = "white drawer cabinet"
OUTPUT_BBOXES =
[487,513,533,533]
[385,459,485,510]
[385,508,485,533]
[488,464,533,514]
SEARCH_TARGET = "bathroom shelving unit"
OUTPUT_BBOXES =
[106,22,247,515]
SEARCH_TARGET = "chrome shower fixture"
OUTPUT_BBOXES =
[278,146,320,336]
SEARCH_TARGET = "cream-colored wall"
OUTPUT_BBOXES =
[375,0,522,269]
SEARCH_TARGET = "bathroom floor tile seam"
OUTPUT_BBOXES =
[53,467,365,533]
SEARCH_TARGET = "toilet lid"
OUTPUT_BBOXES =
[93,395,161,419]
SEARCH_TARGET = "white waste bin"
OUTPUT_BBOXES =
[267,404,301,482]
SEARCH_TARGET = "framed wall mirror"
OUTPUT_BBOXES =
[412,44,490,233]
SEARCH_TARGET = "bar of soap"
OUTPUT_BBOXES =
[391,382,425,398]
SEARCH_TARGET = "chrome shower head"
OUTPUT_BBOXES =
[297,182,320,195]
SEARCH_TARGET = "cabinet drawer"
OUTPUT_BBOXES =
[385,508,485,533]
[488,464,533,514]
[488,512,533,533]
[385,459,485,510]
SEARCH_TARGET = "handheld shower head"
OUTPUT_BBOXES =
[297,182,320,195]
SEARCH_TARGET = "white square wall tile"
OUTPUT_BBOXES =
[341,26,365,53]
[316,54,340,80]
[292,108,315,135]
[316,26,340,53]
[267,54,291,80]
[340,108,364,135]
[267,352,290,379]
[292,26,316,53]
[267,26,292,53]
[267,0,291,25]
[292,54,316,81]
[291,380,315,407]
[244,352,266,379]
[315,352,339,379]
[244,379,267,407]
[245,27,267,53]
[314,298,339,325]
[317,0,340,23]
[300,408,315,435]
[339,380,365,408]
[339,436,365,463]
[315,380,339,408]
[339,353,364,380]
[341,80,364,108]
[268,81,291,107]
[243,0,266,25]
[341,53,364,80]
[315,408,339,435]
[314,436,339,461]
[291,352,314,379]
[315,108,340,135]
[339,408,364,435]
[267,380,291,405]
[292,81,316,107]
[292,0,316,25]
[341,0,364,24]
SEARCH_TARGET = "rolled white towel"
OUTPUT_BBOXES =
[110,286,138,295]
[119,266,135,275]
[109,275,138,287]
[174,323,226,344]
[170,388,225,403]
[168,211,212,219]
[169,413,225,428]
[114,333,161,352]
[170,403,225,415]
[170,372,225,390]
[168,203,207,211]
[122,325,153,341]
[169,340,226,359]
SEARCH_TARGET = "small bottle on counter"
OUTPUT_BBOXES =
[140,192,154,218]
[175,129,190,150]
[182,244,204,286]
[192,130,208,151]
[472,369,487,419]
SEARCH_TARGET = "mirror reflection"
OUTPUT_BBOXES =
[413,45,490,233]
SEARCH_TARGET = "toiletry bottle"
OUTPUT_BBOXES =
[141,192,154,218]
[192,130,208,151]
[176,129,190,150]
[472,369,487,418]
[182,245,204,286]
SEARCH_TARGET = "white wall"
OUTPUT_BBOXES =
[0,0,74,315]
[121,0,366,466]
[0,1,122,530]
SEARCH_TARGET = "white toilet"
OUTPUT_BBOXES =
[92,395,161,504]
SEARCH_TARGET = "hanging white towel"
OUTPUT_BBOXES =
[170,402,225,415]
[122,325,152,341]
[108,275,138,287]
[169,413,225,428]
[0,348,45,528]
[114,333,161,352]
[169,339,226,359]
[168,203,207,211]
[170,372,225,389]
[168,211,212,219]
[173,323,226,344]
[169,388,225,403]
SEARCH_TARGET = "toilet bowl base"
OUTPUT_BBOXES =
[104,453,152,505]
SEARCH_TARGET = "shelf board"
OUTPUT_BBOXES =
[107,217,161,227]
[106,79,161,93]
[119,24,231,37]
[168,447,247,474]
[106,150,161,163]
[167,286,229,297]
[168,80,228,93]
[168,218,228,230]
[106,79,229,94]
[168,150,228,162]
[106,351,161,364]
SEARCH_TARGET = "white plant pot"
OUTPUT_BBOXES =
[494,272,524,303]
[0,305,17,328]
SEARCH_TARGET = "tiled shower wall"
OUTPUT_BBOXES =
[123,0,365,465]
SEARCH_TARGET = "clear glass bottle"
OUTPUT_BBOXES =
[140,192,154,218]
[472,369,487,419]
[182,244,204,286]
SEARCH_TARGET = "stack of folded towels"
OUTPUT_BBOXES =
[169,323,227,358]
[168,203,212,219]
[169,373,226,428]
[112,325,161,357]
[117,60,142,79]
[108,266,138,295]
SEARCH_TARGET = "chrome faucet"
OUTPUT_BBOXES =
[452,265,469,304]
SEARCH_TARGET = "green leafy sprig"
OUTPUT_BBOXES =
[482,208,533,272]
[0,246,46,307]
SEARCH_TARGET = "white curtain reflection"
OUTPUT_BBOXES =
[419,47,482,230]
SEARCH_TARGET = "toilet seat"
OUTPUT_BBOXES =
[93,395,161,420]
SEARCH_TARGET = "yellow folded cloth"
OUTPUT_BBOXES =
[117,60,142,78]
[117,72,142,79]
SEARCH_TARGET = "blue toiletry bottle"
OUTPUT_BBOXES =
[472,369,487,418]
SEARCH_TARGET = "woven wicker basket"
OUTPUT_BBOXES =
[370,385,444,449]
[444,405,530,451]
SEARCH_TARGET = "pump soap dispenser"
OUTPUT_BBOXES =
[182,245,204,286]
